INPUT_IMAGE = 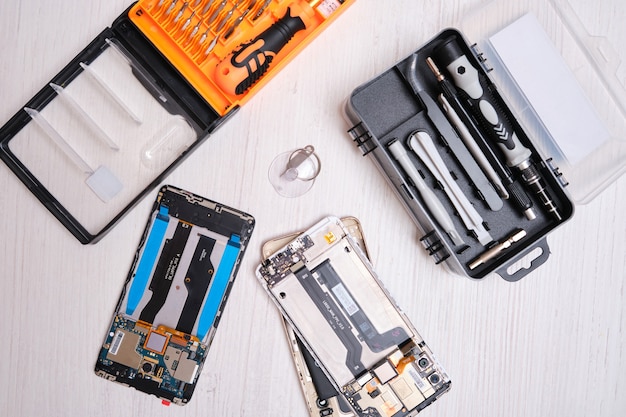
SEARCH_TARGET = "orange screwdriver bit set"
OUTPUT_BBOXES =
[129,0,342,114]
[0,0,353,243]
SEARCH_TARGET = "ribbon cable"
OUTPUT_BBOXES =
[196,234,241,340]
[126,205,170,315]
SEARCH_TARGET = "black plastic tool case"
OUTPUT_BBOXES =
[344,0,626,280]
[0,8,227,244]
[0,1,352,244]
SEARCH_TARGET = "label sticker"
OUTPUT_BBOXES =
[316,0,342,18]
[110,330,124,355]
[332,283,359,316]
[407,367,427,392]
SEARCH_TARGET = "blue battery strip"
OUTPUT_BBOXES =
[196,234,241,340]
[126,205,170,315]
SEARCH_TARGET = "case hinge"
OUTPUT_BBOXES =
[348,122,377,156]
[471,43,493,73]
[546,158,569,188]
[419,230,450,265]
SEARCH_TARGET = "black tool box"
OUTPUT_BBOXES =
[344,0,626,280]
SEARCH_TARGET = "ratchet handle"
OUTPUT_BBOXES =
[214,5,307,96]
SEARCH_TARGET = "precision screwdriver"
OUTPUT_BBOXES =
[433,38,562,221]
[426,57,536,221]
[214,3,313,96]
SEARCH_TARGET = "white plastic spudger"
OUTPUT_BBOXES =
[24,107,93,174]
[388,140,465,246]
[408,131,493,246]
[79,62,142,123]
[24,107,123,202]
[50,83,119,150]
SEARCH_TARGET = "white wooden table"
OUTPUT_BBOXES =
[1,1,624,416]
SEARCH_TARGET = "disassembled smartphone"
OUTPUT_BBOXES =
[261,217,368,417]
[257,216,450,416]
[95,185,255,405]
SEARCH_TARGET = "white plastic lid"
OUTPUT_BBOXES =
[458,0,626,204]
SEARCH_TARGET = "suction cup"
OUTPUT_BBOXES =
[268,145,321,198]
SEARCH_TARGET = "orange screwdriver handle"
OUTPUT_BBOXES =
[214,5,308,96]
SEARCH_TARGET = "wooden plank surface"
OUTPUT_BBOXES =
[0,1,624,416]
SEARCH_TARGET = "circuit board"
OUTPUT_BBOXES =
[97,315,207,401]
[257,216,451,416]
[95,185,254,404]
